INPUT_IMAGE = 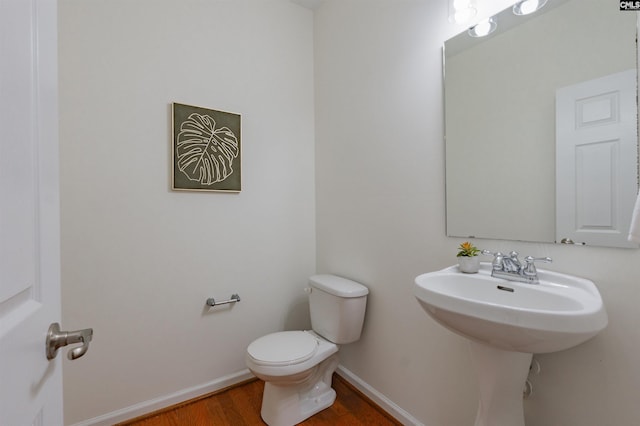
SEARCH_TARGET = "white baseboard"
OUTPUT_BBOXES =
[70,365,422,426]
[69,369,255,426]
[336,365,424,426]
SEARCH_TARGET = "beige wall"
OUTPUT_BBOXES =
[315,1,640,425]
[58,1,315,423]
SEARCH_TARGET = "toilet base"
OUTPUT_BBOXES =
[260,354,339,426]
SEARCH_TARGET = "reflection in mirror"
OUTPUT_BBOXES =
[444,0,639,248]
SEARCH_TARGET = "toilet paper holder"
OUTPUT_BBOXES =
[206,293,241,307]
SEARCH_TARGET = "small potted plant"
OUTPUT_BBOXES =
[456,241,480,273]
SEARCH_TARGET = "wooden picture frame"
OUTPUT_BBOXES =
[172,102,241,192]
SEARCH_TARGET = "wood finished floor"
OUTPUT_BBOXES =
[118,374,401,426]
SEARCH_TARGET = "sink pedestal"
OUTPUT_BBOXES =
[470,342,532,426]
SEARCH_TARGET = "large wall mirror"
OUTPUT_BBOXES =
[444,0,639,248]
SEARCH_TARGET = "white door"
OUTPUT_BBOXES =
[556,69,639,248]
[0,0,63,424]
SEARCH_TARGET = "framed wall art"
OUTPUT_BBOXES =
[172,102,241,192]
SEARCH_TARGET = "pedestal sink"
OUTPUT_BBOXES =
[413,263,607,426]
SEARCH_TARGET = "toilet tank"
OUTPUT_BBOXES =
[308,274,368,344]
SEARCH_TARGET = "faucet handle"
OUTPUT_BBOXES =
[524,256,552,264]
[481,250,504,270]
[522,256,552,277]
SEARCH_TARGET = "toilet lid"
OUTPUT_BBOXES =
[247,331,318,366]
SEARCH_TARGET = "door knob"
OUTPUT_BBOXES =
[46,322,93,360]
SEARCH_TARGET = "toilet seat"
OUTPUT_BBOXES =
[247,331,318,367]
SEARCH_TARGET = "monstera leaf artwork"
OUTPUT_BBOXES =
[177,113,239,184]
[172,103,241,192]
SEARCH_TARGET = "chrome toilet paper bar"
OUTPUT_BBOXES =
[206,293,241,307]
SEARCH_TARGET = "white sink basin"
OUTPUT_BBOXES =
[414,263,608,353]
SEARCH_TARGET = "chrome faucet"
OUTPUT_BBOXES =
[481,250,552,284]
[502,251,521,273]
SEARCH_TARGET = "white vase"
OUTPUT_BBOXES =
[458,256,480,273]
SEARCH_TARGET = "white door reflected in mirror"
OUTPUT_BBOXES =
[556,69,638,248]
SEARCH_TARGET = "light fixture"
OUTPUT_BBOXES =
[468,17,497,37]
[512,0,548,16]
[449,0,477,24]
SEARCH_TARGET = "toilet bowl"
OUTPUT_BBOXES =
[245,274,368,426]
[246,331,339,426]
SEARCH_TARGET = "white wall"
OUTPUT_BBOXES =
[314,1,640,426]
[58,1,315,423]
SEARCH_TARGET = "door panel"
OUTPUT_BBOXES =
[0,0,63,424]
[556,69,639,248]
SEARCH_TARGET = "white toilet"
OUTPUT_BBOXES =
[245,274,368,426]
